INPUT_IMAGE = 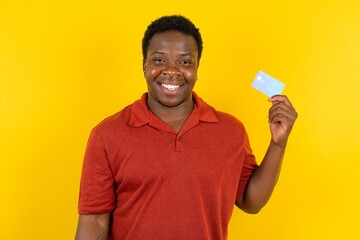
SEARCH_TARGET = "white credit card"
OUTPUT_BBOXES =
[251,70,285,97]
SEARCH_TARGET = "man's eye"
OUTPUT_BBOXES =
[153,58,165,63]
[181,60,192,65]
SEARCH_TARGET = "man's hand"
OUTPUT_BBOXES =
[268,95,298,147]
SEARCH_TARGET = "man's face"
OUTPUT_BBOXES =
[143,31,198,109]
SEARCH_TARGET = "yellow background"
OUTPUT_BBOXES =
[1,0,359,239]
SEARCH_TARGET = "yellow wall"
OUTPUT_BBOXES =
[1,0,359,239]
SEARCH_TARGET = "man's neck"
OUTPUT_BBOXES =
[147,98,195,133]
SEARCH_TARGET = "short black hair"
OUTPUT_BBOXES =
[142,15,203,62]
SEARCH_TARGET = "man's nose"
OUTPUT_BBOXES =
[162,63,180,79]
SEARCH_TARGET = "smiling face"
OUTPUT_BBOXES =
[143,31,199,110]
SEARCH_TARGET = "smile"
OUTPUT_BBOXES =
[161,83,181,91]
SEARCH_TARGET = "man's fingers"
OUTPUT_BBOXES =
[268,102,297,124]
[268,95,295,109]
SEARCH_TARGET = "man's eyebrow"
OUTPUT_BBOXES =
[150,51,165,55]
[179,53,195,57]
[149,52,195,57]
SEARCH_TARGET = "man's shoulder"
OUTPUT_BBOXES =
[194,93,246,131]
[93,94,147,133]
[214,110,245,129]
[92,105,132,134]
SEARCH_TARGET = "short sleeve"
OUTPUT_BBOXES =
[236,129,258,200]
[78,128,116,214]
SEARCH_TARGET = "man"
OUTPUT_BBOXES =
[75,15,297,240]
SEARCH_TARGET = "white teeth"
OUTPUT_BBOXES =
[161,83,180,91]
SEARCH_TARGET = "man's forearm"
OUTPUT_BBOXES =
[237,140,286,213]
[75,213,110,240]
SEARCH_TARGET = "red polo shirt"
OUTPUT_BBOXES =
[78,92,258,240]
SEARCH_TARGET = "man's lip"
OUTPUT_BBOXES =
[159,83,182,91]
[157,81,184,86]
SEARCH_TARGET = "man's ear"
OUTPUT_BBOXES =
[142,59,146,72]
[143,59,146,77]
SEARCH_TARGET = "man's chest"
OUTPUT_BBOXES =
[106,126,244,197]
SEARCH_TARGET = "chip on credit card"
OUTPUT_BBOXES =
[251,70,285,97]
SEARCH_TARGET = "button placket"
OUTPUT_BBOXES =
[175,135,183,152]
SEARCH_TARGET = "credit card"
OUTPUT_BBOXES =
[251,70,285,97]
